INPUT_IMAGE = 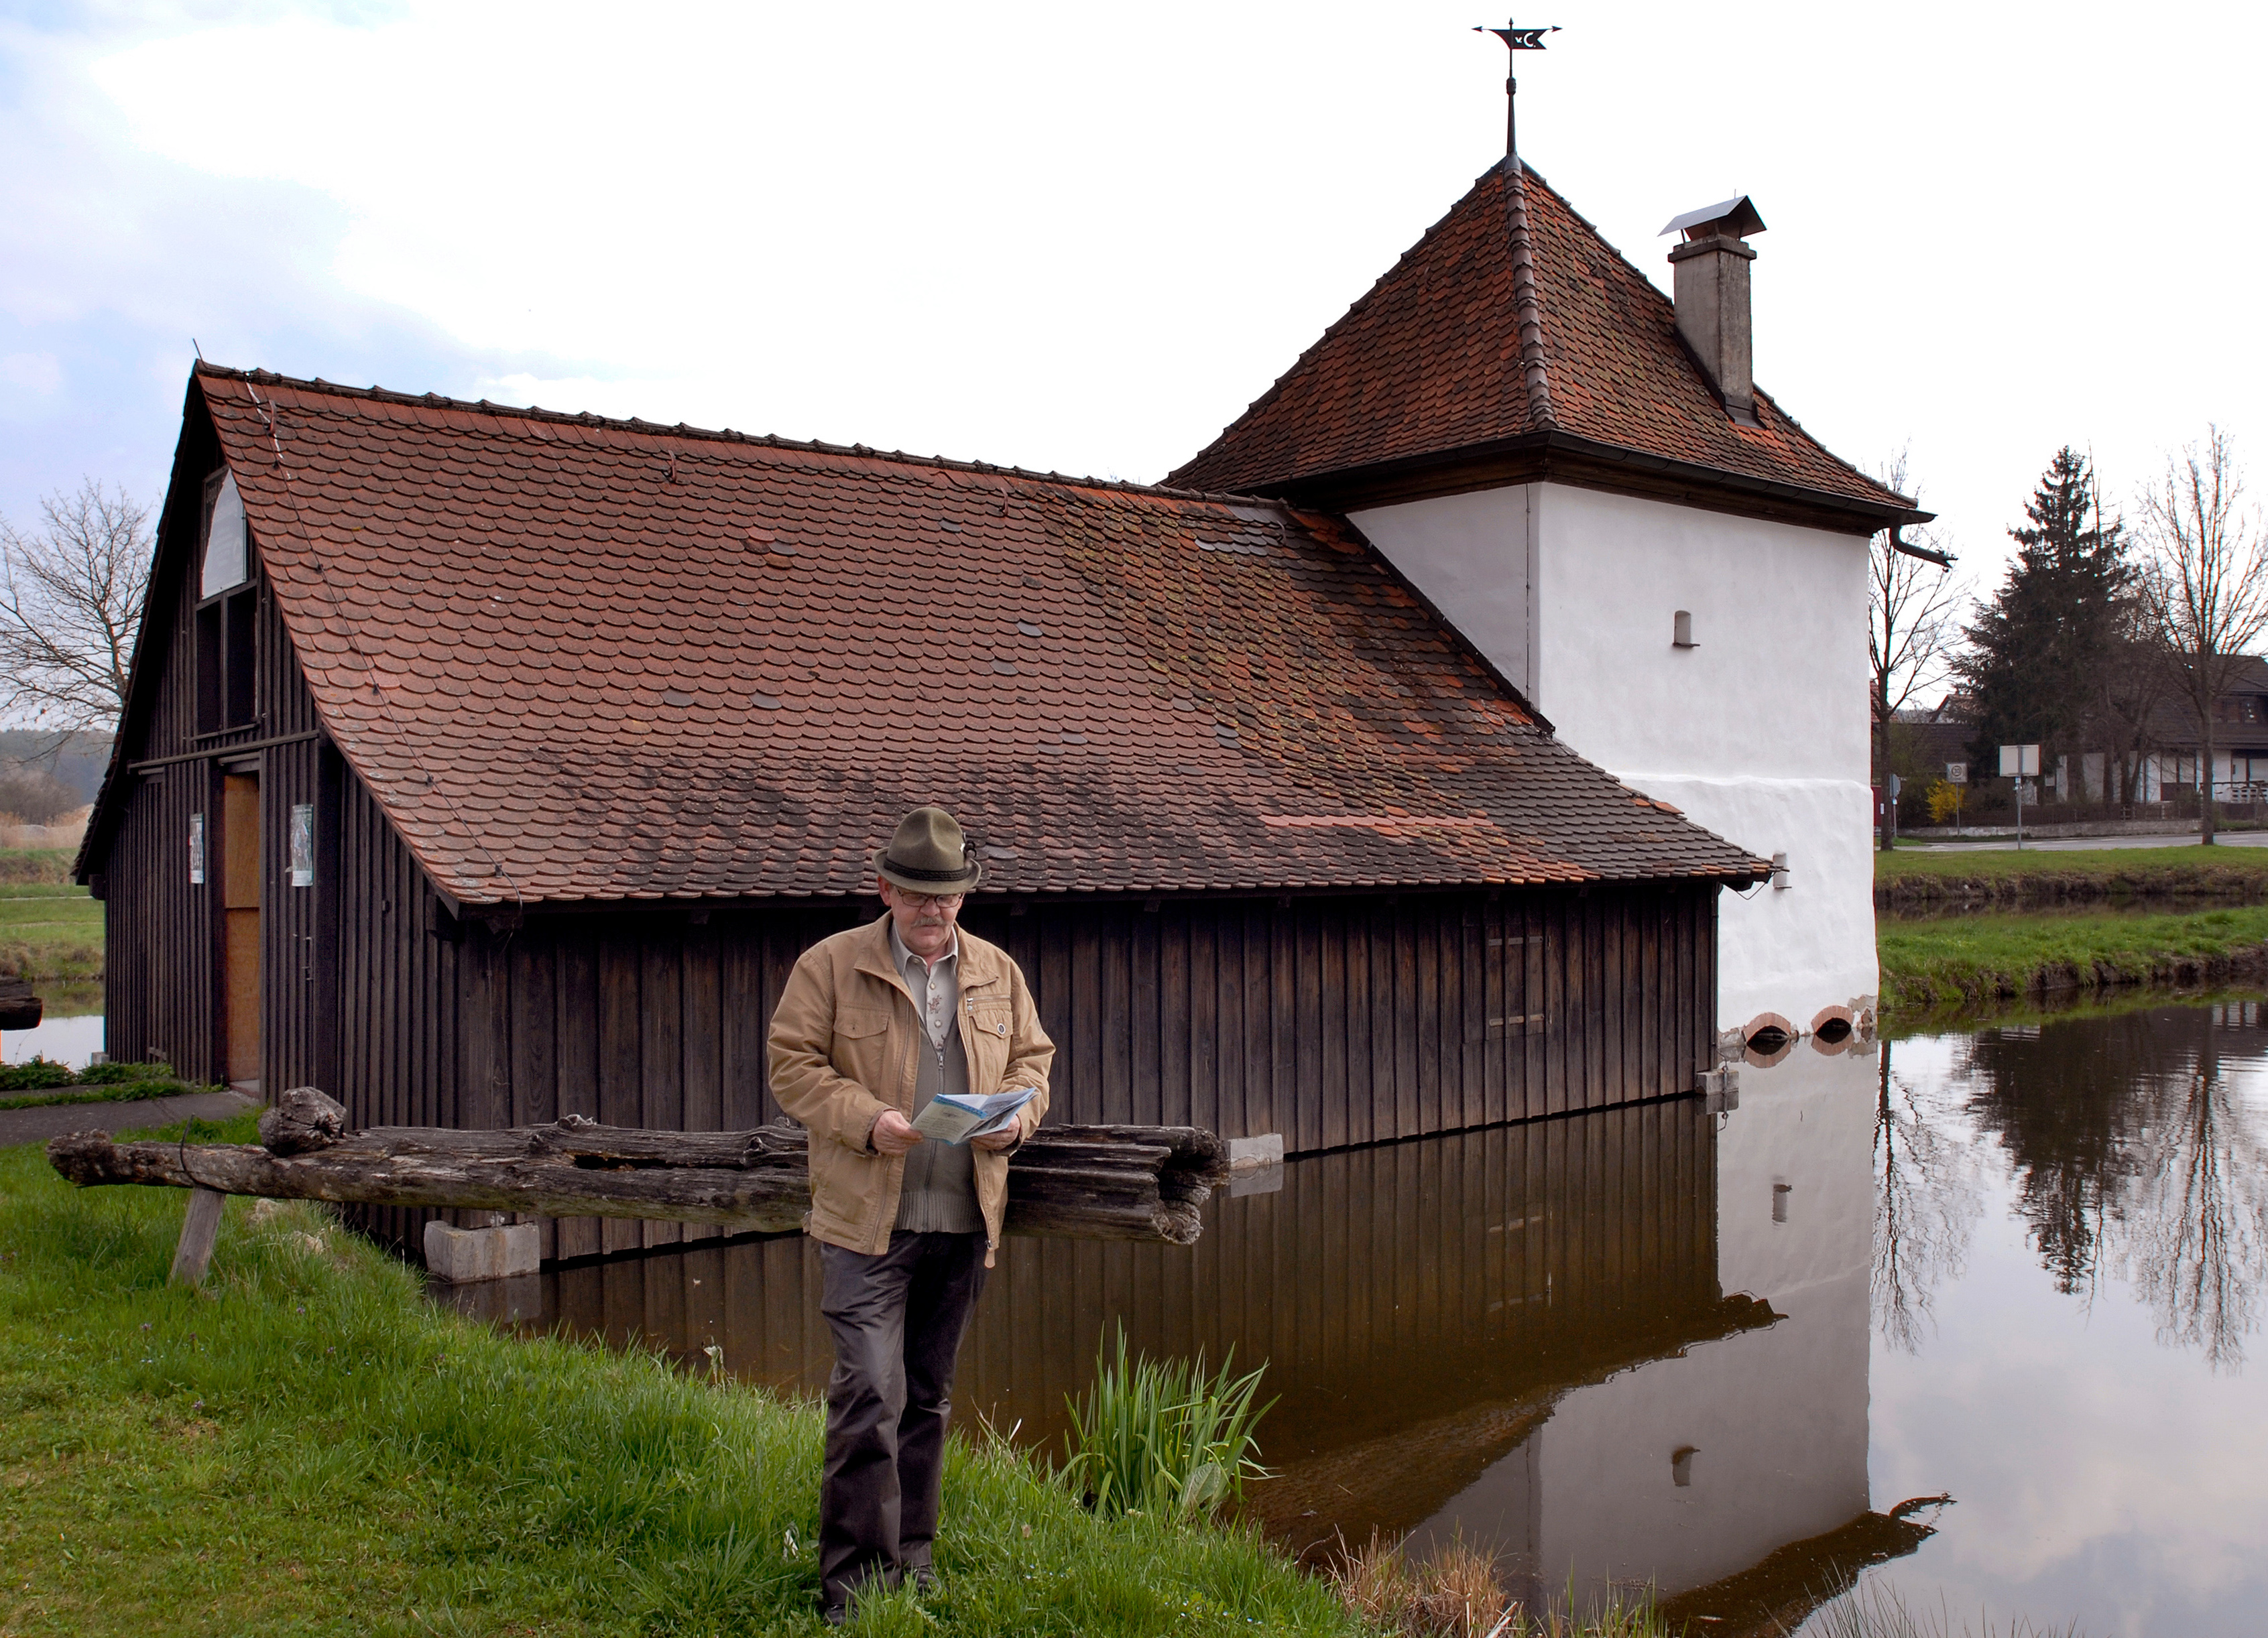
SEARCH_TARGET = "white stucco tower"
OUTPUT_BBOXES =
[1173,160,1921,1040]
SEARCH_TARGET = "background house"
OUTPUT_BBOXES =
[78,365,1760,1259]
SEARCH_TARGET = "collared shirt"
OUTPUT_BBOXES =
[889,922,961,1049]
[886,920,981,1233]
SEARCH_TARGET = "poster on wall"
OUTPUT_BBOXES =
[188,812,204,885]
[290,803,314,887]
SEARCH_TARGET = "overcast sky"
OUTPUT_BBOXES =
[3,1,2261,603]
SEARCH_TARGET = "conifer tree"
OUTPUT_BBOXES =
[1956,448,2129,800]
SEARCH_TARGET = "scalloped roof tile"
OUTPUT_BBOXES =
[191,365,1763,906]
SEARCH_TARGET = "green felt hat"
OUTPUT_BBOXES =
[874,806,982,895]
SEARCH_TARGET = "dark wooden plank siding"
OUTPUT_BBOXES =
[463,883,1713,1258]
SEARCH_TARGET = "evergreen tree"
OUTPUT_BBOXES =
[1956,448,2129,792]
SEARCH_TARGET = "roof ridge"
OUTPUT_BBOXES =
[188,361,1297,512]
[1502,157,1556,430]
[1164,170,1504,487]
[1516,174,1912,509]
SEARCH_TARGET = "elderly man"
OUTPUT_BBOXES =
[768,806,1054,1623]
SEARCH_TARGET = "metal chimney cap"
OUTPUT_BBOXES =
[1659,195,1767,241]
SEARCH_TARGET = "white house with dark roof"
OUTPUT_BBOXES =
[1174,160,1926,1046]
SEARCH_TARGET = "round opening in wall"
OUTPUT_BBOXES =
[1813,1016,1852,1044]
[1740,1011,1798,1069]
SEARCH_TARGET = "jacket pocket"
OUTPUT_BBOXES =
[964,999,1014,1092]
[831,1007,896,1104]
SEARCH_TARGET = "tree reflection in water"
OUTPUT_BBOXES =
[1886,1002,2268,1369]
[1872,1039,1980,1352]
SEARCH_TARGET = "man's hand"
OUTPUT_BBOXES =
[969,1124,1020,1153]
[871,1109,922,1155]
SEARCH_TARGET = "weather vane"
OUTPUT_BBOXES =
[1474,16,1560,161]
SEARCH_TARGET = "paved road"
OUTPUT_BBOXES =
[0,1088,258,1149]
[1905,830,2268,855]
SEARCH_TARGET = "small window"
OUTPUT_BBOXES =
[194,468,259,735]
[196,584,259,733]
[201,472,249,596]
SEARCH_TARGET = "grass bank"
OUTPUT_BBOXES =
[1877,905,2268,1011]
[0,1117,1497,1638]
[1874,844,2268,914]
[0,846,75,887]
[0,877,101,982]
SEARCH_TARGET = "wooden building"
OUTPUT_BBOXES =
[79,367,1762,1259]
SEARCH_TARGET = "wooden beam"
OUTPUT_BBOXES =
[48,1088,1230,1248]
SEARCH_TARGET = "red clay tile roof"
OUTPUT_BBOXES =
[1169,161,1911,513]
[194,365,1763,906]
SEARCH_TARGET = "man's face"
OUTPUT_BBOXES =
[880,881,962,961]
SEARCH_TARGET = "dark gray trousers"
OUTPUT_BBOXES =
[817,1231,989,1610]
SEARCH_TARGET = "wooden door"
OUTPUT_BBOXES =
[222,773,261,1086]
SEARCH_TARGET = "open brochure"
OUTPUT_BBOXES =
[909,1086,1036,1146]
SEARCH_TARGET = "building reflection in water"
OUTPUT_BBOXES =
[481,1043,1884,1617]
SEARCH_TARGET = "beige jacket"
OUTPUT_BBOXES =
[768,914,1053,1263]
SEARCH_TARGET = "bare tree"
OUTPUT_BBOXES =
[2141,427,2268,844]
[0,479,152,757]
[1868,451,1964,850]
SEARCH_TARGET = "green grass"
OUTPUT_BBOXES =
[0,846,76,886]
[1875,843,2268,886]
[0,879,101,981]
[0,1062,213,1111]
[0,1114,1369,1637]
[1878,904,2268,1011]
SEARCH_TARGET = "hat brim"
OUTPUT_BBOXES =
[873,848,982,895]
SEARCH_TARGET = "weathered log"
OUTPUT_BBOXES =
[259,1085,347,1155]
[46,1101,1230,1246]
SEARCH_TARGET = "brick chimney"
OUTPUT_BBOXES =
[1660,196,1767,426]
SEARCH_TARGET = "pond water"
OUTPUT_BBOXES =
[458,1001,2268,1635]
[1,1009,105,1068]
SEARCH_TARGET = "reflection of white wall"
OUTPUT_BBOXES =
[1350,483,1877,1027]
[1406,1045,1877,1602]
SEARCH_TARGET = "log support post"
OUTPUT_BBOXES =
[169,1188,226,1286]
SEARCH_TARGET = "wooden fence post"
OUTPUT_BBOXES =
[169,1188,226,1286]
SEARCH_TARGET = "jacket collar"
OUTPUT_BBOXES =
[851,911,1006,995]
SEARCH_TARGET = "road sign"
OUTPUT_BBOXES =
[1999,743,2041,777]
[1946,761,1968,784]
[1889,774,1902,798]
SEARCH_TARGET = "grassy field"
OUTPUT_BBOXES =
[0,879,102,983]
[1877,904,2268,1011]
[0,1113,1382,1638]
[1875,842,2268,910]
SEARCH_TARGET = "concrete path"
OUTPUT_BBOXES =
[1905,830,2268,855]
[0,1088,258,1149]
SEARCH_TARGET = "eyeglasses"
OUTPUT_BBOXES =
[895,891,964,912]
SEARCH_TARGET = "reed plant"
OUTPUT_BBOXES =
[1329,1532,1664,1638]
[1061,1324,1274,1520]
[1808,1579,2082,1638]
